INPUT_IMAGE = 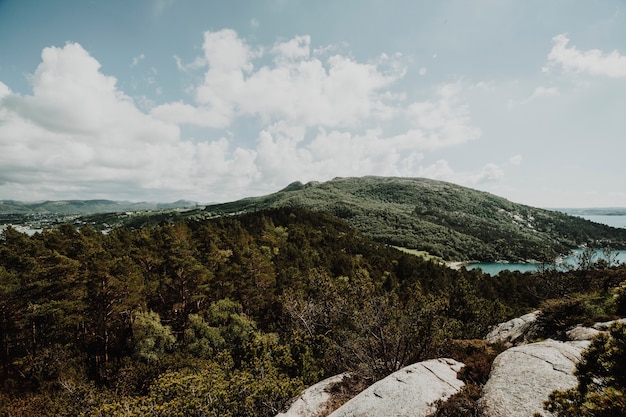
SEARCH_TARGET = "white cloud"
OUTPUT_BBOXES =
[418,159,455,179]
[0,32,484,202]
[0,81,10,99]
[406,83,481,149]
[173,55,207,72]
[509,154,522,165]
[271,35,311,63]
[190,29,405,128]
[131,53,145,67]
[0,43,258,201]
[529,86,558,99]
[151,100,231,128]
[418,160,504,185]
[248,78,480,189]
[516,86,559,105]
[544,34,626,78]
[473,163,504,183]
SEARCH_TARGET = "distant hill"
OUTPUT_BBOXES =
[0,199,198,215]
[559,207,626,216]
[202,176,626,262]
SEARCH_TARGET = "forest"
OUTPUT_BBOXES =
[1,207,626,416]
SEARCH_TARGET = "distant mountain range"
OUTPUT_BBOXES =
[558,207,626,216]
[201,176,626,262]
[0,199,198,215]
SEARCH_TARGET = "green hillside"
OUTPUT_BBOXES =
[203,176,626,262]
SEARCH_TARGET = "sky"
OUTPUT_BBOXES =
[0,0,625,208]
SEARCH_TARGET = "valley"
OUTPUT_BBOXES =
[2,177,626,416]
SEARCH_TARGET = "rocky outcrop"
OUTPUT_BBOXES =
[563,318,626,341]
[480,339,589,417]
[327,358,464,417]
[484,311,539,346]
[279,314,621,417]
[592,317,626,331]
[566,325,601,341]
[277,373,350,417]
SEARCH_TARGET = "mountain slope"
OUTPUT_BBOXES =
[203,176,626,261]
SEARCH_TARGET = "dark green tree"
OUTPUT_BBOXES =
[544,322,626,416]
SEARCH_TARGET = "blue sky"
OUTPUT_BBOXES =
[1,0,625,207]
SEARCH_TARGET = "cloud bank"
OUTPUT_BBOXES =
[544,34,626,78]
[0,30,489,202]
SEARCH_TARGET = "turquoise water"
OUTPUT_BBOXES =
[467,214,626,275]
[468,249,626,276]
[467,262,543,275]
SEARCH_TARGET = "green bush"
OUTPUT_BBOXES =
[543,322,626,416]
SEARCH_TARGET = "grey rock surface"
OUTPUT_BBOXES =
[480,339,589,417]
[592,317,626,331]
[484,311,539,346]
[328,358,464,417]
[276,373,350,417]
[566,325,601,341]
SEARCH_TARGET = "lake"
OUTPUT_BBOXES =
[466,214,626,275]
[467,249,626,275]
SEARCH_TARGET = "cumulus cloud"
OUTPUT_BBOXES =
[249,78,481,189]
[155,29,406,129]
[405,83,481,149]
[253,123,427,189]
[0,43,257,201]
[417,160,504,185]
[0,31,485,202]
[544,34,626,78]
[0,81,10,99]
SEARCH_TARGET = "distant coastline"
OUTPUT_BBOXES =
[554,208,626,229]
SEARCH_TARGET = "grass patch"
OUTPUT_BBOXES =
[391,246,445,263]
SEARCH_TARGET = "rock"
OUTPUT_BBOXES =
[566,318,626,341]
[566,325,601,341]
[276,373,350,417]
[592,317,626,331]
[485,311,539,346]
[328,358,464,417]
[480,339,589,417]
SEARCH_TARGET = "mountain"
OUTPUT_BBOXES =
[559,207,626,216]
[0,199,198,215]
[202,176,626,262]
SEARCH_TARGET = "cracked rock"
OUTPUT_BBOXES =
[327,358,464,417]
[480,339,589,417]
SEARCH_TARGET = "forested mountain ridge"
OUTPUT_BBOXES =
[202,176,626,262]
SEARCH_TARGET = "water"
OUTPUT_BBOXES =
[467,214,626,275]
[577,215,626,229]
[467,248,626,276]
